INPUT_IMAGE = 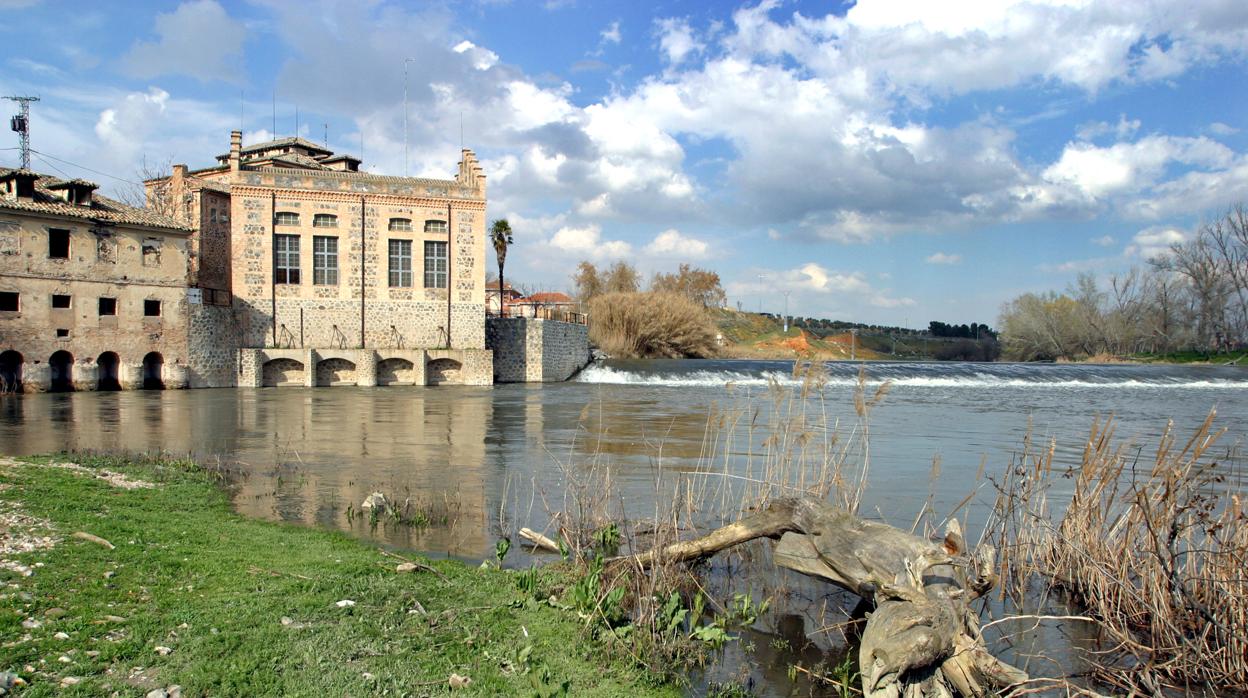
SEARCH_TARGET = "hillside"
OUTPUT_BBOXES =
[710,308,884,360]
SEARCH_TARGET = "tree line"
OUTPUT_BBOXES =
[573,261,726,308]
[999,206,1248,361]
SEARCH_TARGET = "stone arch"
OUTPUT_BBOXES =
[142,352,164,390]
[262,358,305,387]
[49,350,74,392]
[426,358,462,386]
[0,350,21,393]
[316,358,357,386]
[96,352,121,391]
[377,358,415,386]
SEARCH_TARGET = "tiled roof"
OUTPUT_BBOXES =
[269,153,327,169]
[192,178,231,194]
[520,292,575,304]
[0,168,194,232]
[242,137,332,155]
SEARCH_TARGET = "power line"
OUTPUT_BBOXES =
[29,149,141,185]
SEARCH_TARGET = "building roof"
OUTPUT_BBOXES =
[0,168,194,232]
[519,292,575,304]
[241,136,332,156]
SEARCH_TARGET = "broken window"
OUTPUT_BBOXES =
[55,328,69,338]
[0,292,17,312]
[144,299,161,317]
[51,294,70,309]
[142,238,162,267]
[99,297,117,316]
[49,228,69,259]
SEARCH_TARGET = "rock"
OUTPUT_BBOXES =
[335,599,356,608]
[0,671,27,692]
[395,562,418,573]
[60,677,81,687]
[58,655,72,663]
[103,615,126,623]
[85,651,99,658]
[409,600,427,615]
[154,646,173,656]
[360,492,388,510]
[54,632,70,640]
[280,616,293,626]
[45,607,66,618]
[449,673,472,689]
[146,689,168,698]
[167,686,183,698]
[20,618,40,629]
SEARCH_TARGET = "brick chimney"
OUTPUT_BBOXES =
[229,130,242,172]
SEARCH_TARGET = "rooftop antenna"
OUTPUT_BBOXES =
[239,89,244,132]
[460,110,463,150]
[323,122,328,148]
[5,95,40,170]
[271,91,276,138]
[294,105,299,138]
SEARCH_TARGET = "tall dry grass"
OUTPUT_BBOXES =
[984,412,1248,693]
[588,291,719,358]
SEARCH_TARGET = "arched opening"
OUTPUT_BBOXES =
[262,358,305,387]
[315,358,357,386]
[142,352,164,390]
[49,350,74,392]
[96,352,121,391]
[377,358,415,386]
[0,350,22,393]
[426,358,462,386]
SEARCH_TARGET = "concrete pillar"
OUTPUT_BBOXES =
[305,349,318,387]
[22,363,50,393]
[120,363,143,391]
[239,349,263,388]
[73,361,98,392]
[165,363,189,390]
[356,350,378,387]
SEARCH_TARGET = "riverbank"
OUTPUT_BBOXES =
[0,454,677,697]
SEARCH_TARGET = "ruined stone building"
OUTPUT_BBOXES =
[0,168,195,393]
[149,131,493,387]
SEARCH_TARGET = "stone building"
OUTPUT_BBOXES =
[148,131,493,387]
[0,168,196,393]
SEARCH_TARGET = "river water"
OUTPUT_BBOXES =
[1,359,1245,693]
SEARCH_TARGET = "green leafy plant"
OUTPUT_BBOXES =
[495,537,512,564]
[591,523,621,555]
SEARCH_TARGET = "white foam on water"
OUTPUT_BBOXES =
[574,364,1248,390]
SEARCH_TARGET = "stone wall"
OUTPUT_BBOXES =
[487,317,589,383]
[236,347,491,387]
[187,303,239,388]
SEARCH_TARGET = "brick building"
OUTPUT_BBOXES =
[148,131,493,387]
[0,168,195,393]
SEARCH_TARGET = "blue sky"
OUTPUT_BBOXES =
[3,0,1247,329]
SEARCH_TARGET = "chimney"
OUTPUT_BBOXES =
[229,130,242,172]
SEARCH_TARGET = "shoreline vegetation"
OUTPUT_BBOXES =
[0,454,678,697]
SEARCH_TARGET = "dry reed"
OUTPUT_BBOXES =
[984,411,1248,693]
[587,291,719,359]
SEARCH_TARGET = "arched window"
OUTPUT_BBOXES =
[313,214,338,228]
[275,211,299,225]
[389,218,412,231]
[424,219,447,234]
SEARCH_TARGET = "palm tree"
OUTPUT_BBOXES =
[489,219,514,316]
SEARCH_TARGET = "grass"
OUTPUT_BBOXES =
[0,454,680,697]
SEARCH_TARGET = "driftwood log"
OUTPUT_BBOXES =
[610,498,1026,698]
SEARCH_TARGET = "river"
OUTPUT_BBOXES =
[1,359,1245,694]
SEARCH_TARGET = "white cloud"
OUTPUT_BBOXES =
[656,17,703,65]
[548,224,631,259]
[1041,135,1234,201]
[1091,234,1116,246]
[453,40,500,71]
[1076,115,1141,141]
[600,20,621,45]
[1209,122,1239,136]
[1125,226,1187,258]
[644,229,708,258]
[120,0,244,83]
[924,252,962,265]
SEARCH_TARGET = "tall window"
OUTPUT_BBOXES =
[424,241,447,288]
[424,220,447,234]
[48,229,69,258]
[389,218,412,232]
[313,235,338,285]
[313,214,338,228]
[275,234,300,284]
[388,239,413,288]
[275,211,299,226]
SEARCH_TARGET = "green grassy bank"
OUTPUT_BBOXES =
[0,454,678,697]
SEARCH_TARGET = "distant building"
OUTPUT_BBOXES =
[146,131,493,386]
[0,168,195,393]
[485,281,524,315]
[509,291,582,322]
